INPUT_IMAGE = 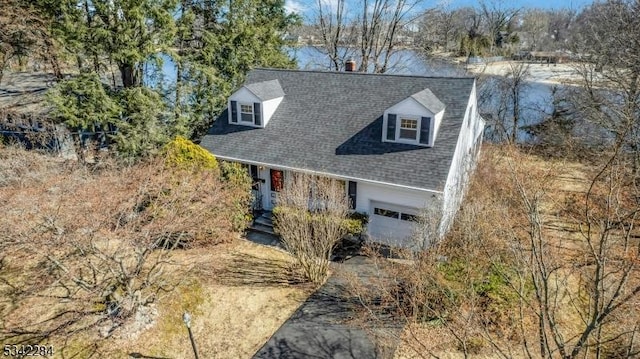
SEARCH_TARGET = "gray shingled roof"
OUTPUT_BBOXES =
[244,79,285,100]
[411,88,445,114]
[200,69,475,192]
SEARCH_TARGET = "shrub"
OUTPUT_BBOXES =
[341,211,369,236]
[273,174,350,284]
[274,208,367,237]
[348,211,369,225]
[341,218,364,236]
[458,336,486,355]
[219,161,253,231]
[163,136,218,172]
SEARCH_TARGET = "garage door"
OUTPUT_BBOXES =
[368,201,419,245]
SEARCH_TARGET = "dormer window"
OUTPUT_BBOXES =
[228,79,284,128]
[382,88,444,147]
[399,118,418,141]
[385,114,430,145]
[230,101,262,126]
[240,103,255,123]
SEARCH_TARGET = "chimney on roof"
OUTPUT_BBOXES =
[345,59,356,72]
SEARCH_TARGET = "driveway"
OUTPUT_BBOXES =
[253,256,404,359]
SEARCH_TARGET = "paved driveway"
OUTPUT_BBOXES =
[253,256,404,359]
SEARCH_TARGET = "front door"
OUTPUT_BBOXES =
[264,168,284,210]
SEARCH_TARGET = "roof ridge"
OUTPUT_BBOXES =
[251,67,476,80]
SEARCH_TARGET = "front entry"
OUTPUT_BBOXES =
[249,165,263,211]
[246,165,285,211]
[264,169,284,210]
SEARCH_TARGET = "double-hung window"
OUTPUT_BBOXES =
[240,103,254,123]
[399,118,418,141]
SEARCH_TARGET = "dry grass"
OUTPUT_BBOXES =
[0,145,313,358]
[391,144,640,358]
[98,240,313,359]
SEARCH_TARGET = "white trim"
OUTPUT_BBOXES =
[214,155,444,195]
[239,102,255,123]
[396,115,420,144]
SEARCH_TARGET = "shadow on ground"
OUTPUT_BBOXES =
[216,252,307,287]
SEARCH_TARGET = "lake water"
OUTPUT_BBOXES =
[289,46,469,77]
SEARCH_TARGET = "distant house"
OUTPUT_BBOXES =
[201,67,484,248]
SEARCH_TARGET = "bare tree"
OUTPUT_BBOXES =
[546,8,575,50]
[416,7,464,54]
[457,6,488,57]
[502,141,640,359]
[570,0,640,178]
[314,0,356,71]
[479,0,519,54]
[274,173,350,284]
[480,63,530,143]
[519,9,550,51]
[313,0,425,73]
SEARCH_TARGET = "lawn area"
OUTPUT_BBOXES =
[1,237,313,359]
[103,240,313,359]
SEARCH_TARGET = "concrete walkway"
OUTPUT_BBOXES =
[253,256,404,359]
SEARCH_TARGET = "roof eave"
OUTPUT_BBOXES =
[213,154,444,195]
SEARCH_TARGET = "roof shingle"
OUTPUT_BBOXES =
[200,69,475,191]
[244,79,285,100]
[411,88,445,114]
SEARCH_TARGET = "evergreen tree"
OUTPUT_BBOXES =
[174,0,300,138]
[38,0,298,158]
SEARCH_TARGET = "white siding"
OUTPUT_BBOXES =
[262,96,283,126]
[229,87,260,104]
[385,97,432,117]
[433,110,445,142]
[440,81,484,235]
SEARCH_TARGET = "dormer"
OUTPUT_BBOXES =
[382,89,445,147]
[228,79,284,128]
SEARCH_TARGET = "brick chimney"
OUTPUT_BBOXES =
[345,59,356,72]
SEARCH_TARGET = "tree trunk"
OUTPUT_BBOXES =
[43,37,63,80]
[119,62,141,88]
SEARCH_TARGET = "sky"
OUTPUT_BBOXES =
[285,0,595,18]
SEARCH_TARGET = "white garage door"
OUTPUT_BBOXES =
[368,201,419,245]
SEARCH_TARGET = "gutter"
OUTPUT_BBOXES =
[215,155,444,195]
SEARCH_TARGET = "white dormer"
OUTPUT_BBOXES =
[382,89,445,147]
[228,79,284,128]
